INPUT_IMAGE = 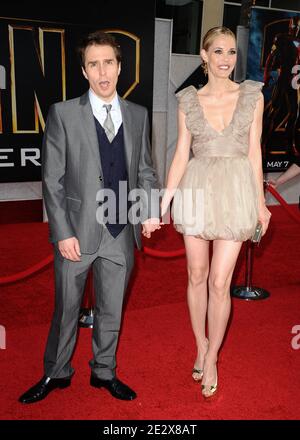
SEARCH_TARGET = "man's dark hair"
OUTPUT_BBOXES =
[77,30,122,68]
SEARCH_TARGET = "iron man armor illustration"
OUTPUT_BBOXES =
[262,16,300,158]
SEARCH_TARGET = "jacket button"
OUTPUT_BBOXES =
[99,176,103,181]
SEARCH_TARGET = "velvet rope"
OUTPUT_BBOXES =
[0,255,53,285]
[266,184,300,224]
[142,246,186,258]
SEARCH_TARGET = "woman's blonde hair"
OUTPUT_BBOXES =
[202,26,236,51]
[201,26,236,75]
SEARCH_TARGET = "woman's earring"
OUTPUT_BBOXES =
[201,61,208,76]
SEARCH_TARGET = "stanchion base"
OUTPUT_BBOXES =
[231,286,270,300]
[78,308,94,328]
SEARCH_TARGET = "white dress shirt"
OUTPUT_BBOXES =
[89,89,122,133]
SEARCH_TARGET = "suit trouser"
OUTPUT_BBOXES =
[43,224,134,380]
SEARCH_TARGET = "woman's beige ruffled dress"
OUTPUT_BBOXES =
[172,80,264,241]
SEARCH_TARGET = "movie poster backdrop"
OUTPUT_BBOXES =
[0,1,155,182]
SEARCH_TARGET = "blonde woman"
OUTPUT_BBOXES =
[161,27,271,399]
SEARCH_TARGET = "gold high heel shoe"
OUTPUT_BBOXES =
[201,379,218,399]
[192,338,209,382]
[192,368,203,382]
[201,364,218,399]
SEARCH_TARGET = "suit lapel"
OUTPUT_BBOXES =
[119,97,133,174]
[79,92,102,173]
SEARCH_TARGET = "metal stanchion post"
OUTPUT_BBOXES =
[231,180,270,300]
[231,240,270,300]
[78,269,94,328]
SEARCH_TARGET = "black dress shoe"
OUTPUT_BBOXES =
[90,375,137,400]
[19,376,71,404]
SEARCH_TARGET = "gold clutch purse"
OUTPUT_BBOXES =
[251,221,263,244]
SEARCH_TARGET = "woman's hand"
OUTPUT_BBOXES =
[258,204,272,235]
[267,178,277,189]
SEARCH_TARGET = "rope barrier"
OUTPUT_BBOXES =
[265,184,300,224]
[0,255,53,285]
[142,246,185,258]
[0,184,299,284]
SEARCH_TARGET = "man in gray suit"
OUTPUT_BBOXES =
[19,31,160,403]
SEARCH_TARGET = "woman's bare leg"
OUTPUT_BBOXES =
[183,235,210,378]
[202,239,243,395]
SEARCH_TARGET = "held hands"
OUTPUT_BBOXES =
[58,237,81,261]
[142,218,162,239]
[258,205,272,236]
[142,192,173,239]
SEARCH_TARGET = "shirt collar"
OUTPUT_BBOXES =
[89,89,120,113]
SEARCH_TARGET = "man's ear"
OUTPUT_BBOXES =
[82,66,88,80]
[118,62,121,76]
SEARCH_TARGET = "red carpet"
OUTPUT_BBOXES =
[0,205,300,419]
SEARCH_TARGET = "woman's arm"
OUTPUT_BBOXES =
[268,163,300,188]
[161,108,192,216]
[248,92,271,235]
